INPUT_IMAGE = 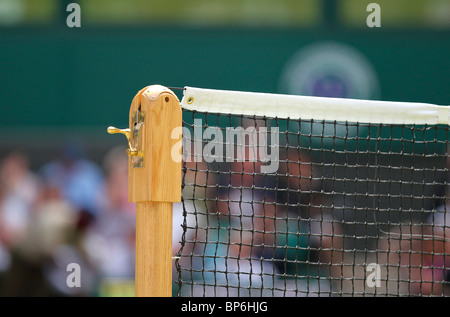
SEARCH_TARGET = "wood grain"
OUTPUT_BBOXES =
[127,85,182,297]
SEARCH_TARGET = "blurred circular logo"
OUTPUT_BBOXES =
[278,41,380,150]
[279,41,380,100]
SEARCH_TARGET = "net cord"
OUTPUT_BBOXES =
[181,86,450,126]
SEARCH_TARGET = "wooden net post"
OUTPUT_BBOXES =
[109,85,182,297]
[131,85,181,297]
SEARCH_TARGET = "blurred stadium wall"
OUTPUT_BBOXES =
[0,0,449,166]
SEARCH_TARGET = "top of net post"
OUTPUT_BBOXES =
[108,85,182,203]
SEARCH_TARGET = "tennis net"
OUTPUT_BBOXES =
[174,87,449,297]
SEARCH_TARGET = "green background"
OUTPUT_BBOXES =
[0,0,449,162]
[1,27,449,160]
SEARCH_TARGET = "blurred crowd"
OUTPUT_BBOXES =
[0,142,136,296]
[177,145,344,296]
[176,134,450,297]
[0,137,448,297]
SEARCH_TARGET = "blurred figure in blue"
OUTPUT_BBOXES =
[39,138,104,220]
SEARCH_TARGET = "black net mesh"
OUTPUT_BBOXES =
[174,109,449,297]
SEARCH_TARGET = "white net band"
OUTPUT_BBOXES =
[181,86,449,125]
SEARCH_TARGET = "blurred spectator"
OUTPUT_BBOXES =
[423,206,450,296]
[82,146,136,292]
[377,202,449,296]
[0,151,40,281]
[174,150,223,296]
[0,157,95,296]
[274,148,343,295]
[183,143,279,296]
[377,152,449,296]
[39,138,104,219]
[377,221,448,296]
[215,158,277,296]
